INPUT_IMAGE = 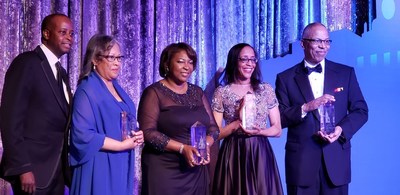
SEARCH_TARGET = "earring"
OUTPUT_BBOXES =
[93,65,97,70]
[165,66,169,75]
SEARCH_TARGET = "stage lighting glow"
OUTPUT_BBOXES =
[382,0,395,20]
[370,54,377,66]
[384,52,390,65]
[357,56,365,67]
[397,51,400,64]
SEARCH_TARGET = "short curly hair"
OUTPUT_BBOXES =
[159,42,197,78]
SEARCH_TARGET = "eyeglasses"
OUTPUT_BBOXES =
[302,38,332,45]
[99,55,125,62]
[238,57,258,64]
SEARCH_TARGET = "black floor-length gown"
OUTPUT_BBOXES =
[138,82,219,195]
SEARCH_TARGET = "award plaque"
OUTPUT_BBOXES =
[121,111,138,140]
[241,92,257,130]
[190,121,207,163]
[320,101,335,135]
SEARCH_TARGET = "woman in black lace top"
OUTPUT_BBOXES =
[138,42,219,195]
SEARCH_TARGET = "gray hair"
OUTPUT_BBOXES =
[79,34,120,83]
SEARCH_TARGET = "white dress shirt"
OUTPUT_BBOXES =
[40,44,70,103]
[304,59,325,99]
[301,59,325,118]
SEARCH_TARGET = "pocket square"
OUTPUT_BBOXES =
[334,87,344,93]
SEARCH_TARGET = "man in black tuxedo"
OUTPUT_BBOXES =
[275,22,368,195]
[0,13,74,194]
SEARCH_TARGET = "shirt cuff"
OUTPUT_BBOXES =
[301,104,308,118]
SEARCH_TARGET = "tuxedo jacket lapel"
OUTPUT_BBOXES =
[324,60,340,95]
[294,62,320,120]
[34,47,68,116]
[63,70,73,109]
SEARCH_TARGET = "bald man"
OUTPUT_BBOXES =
[275,22,368,195]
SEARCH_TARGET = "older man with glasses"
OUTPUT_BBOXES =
[275,22,368,195]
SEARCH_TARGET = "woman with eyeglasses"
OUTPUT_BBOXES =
[211,43,283,195]
[69,34,144,195]
[138,42,219,195]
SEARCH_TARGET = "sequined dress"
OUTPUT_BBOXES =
[138,81,219,195]
[211,83,283,195]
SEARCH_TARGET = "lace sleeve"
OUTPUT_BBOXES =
[211,86,224,113]
[202,93,220,141]
[262,83,279,109]
[137,85,170,151]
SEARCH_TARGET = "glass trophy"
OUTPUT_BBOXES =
[128,113,139,132]
[320,101,335,135]
[241,92,257,130]
[121,111,138,140]
[190,121,207,163]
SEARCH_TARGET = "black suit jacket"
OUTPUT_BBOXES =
[0,46,72,188]
[275,60,368,186]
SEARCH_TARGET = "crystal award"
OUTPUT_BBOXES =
[190,121,207,163]
[320,101,335,135]
[128,113,139,132]
[241,92,257,130]
[121,111,138,140]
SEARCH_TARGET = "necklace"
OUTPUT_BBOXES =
[232,83,251,86]
[230,83,253,97]
[161,79,187,94]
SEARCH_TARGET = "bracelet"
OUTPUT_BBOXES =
[178,144,184,154]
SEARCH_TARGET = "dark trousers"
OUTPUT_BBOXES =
[287,157,348,195]
[11,162,65,195]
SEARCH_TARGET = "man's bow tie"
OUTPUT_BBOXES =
[305,64,322,75]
